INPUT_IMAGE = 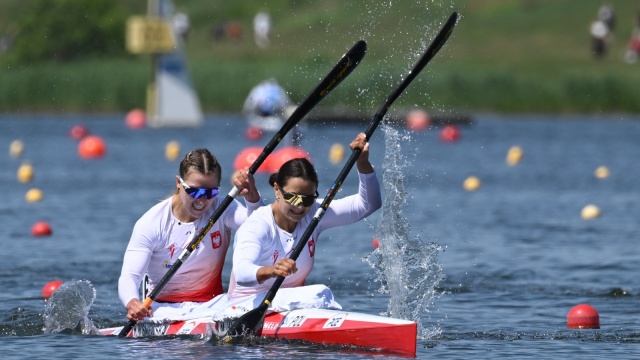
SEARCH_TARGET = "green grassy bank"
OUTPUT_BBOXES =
[1,0,639,114]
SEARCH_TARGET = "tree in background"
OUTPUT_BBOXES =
[4,0,127,65]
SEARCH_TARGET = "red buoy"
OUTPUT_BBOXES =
[233,147,272,173]
[42,280,64,299]
[69,124,89,140]
[78,135,106,159]
[268,146,312,173]
[406,109,431,131]
[372,237,380,249]
[439,124,461,142]
[245,126,263,141]
[31,221,52,237]
[567,304,600,329]
[125,109,146,129]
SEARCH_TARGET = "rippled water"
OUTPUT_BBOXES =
[2,113,640,359]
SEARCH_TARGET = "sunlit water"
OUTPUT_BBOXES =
[2,113,640,359]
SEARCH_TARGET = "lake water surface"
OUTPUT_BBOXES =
[1,113,639,359]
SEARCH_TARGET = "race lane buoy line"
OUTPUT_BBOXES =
[267,146,312,173]
[165,141,181,162]
[9,140,24,158]
[25,188,43,203]
[405,109,430,131]
[233,146,312,174]
[42,280,64,300]
[125,109,146,129]
[78,135,106,159]
[567,304,600,329]
[439,124,460,142]
[17,162,34,183]
[233,147,273,174]
[69,124,89,140]
[506,146,523,166]
[32,221,52,237]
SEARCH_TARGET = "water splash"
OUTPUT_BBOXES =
[366,123,444,339]
[43,279,99,335]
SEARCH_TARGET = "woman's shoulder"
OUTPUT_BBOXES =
[135,198,173,226]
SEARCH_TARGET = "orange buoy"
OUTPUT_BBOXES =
[372,237,380,249]
[267,146,312,173]
[234,147,271,173]
[78,135,106,159]
[41,280,64,299]
[406,109,431,131]
[439,124,460,142]
[245,126,263,141]
[69,124,89,140]
[567,304,600,329]
[125,109,146,129]
[31,221,52,237]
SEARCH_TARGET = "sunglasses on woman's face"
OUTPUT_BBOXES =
[178,176,219,199]
[276,183,319,207]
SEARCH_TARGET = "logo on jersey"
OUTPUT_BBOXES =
[210,231,221,249]
[308,238,315,257]
[272,250,279,265]
[167,243,177,259]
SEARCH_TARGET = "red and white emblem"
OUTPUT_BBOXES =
[210,231,221,249]
[307,238,315,257]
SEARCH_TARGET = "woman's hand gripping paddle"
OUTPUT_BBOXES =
[223,12,459,339]
[117,40,367,338]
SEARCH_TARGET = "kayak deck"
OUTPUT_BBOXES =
[100,308,417,357]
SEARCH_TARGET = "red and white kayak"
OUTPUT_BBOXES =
[100,308,417,357]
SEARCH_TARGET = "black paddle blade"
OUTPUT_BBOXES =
[223,303,269,339]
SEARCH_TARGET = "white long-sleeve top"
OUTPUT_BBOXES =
[118,195,263,307]
[229,170,381,299]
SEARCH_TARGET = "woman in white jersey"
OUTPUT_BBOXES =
[119,148,263,321]
[229,133,381,300]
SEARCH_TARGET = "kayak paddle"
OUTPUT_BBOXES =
[223,12,458,339]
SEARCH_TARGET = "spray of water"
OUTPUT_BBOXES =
[366,123,444,339]
[43,280,99,335]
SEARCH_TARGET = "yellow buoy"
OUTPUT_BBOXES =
[506,146,523,166]
[165,141,181,161]
[581,204,601,220]
[594,166,610,179]
[25,188,43,203]
[10,140,24,158]
[463,176,481,191]
[329,143,345,165]
[17,162,34,183]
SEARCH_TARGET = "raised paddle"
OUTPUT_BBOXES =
[117,40,367,338]
[223,12,459,339]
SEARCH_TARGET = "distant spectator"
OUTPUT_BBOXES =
[253,11,271,49]
[623,9,640,64]
[227,21,243,41]
[598,2,615,32]
[590,19,610,59]
[211,22,226,42]
[173,11,190,41]
[0,33,13,54]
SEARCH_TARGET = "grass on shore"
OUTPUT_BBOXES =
[1,0,639,114]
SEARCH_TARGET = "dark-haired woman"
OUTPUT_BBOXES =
[118,148,264,322]
[228,133,381,300]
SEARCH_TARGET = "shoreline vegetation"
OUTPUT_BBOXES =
[1,0,639,115]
